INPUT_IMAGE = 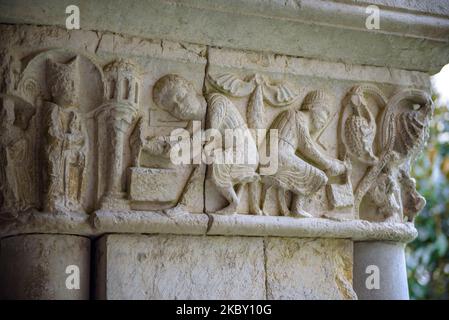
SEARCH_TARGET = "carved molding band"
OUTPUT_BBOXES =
[0,210,418,243]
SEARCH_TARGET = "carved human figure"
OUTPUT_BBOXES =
[44,56,87,212]
[367,167,402,222]
[0,103,36,213]
[131,74,206,215]
[206,93,260,214]
[262,90,346,217]
[367,168,425,223]
[398,170,426,222]
[144,74,205,159]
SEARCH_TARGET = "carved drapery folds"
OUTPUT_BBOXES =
[0,95,38,217]
[44,56,88,212]
[0,47,433,226]
[0,49,103,216]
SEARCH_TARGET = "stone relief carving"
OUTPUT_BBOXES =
[398,169,426,222]
[208,73,299,133]
[0,49,21,95]
[343,86,433,223]
[366,167,402,222]
[0,95,38,217]
[0,49,104,215]
[262,90,347,217]
[342,86,378,165]
[206,93,260,214]
[43,56,88,213]
[96,59,140,210]
[128,74,206,214]
[0,44,433,226]
[205,73,303,216]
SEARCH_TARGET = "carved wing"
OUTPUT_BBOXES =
[207,73,255,97]
[206,93,228,130]
[381,89,433,159]
[263,82,299,107]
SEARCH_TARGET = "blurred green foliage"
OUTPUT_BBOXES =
[408,95,449,299]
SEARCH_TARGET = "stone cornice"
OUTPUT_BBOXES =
[1,0,448,73]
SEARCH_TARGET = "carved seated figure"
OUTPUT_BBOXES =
[398,170,426,222]
[367,167,402,222]
[368,167,426,223]
[262,90,346,218]
[129,74,206,215]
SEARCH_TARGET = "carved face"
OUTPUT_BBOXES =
[0,105,14,128]
[310,106,330,134]
[46,57,80,108]
[153,75,205,121]
[399,171,426,220]
[68,111,82,133]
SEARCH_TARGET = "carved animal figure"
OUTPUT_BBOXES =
[354,89,433,218]
[343,88,378,164]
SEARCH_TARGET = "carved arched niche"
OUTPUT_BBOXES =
[7,49,105,215]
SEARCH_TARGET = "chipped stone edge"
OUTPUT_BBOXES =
[0,210,417,243]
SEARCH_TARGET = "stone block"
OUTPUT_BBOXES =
[128,167,192,205]
[95,234,266,299]
[95,234,356,300]
[265,238,356,300]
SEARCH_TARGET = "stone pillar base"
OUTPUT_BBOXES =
[0,234,91,300]
[95,234,356,300]
[353,241,409,300]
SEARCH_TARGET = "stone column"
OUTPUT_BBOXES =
[96,105,137,206]
[96,59,140,210]
[354,241,409,300]
[0,234,90,300]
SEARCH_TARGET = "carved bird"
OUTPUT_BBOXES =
[343,89,378,165]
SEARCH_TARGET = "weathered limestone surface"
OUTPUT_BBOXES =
[96,234,266,300]
[0,234,90,299]
[96,234,355,300]
[1,0,448,72]
[0,0,446,300]
[265,238,356,300]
